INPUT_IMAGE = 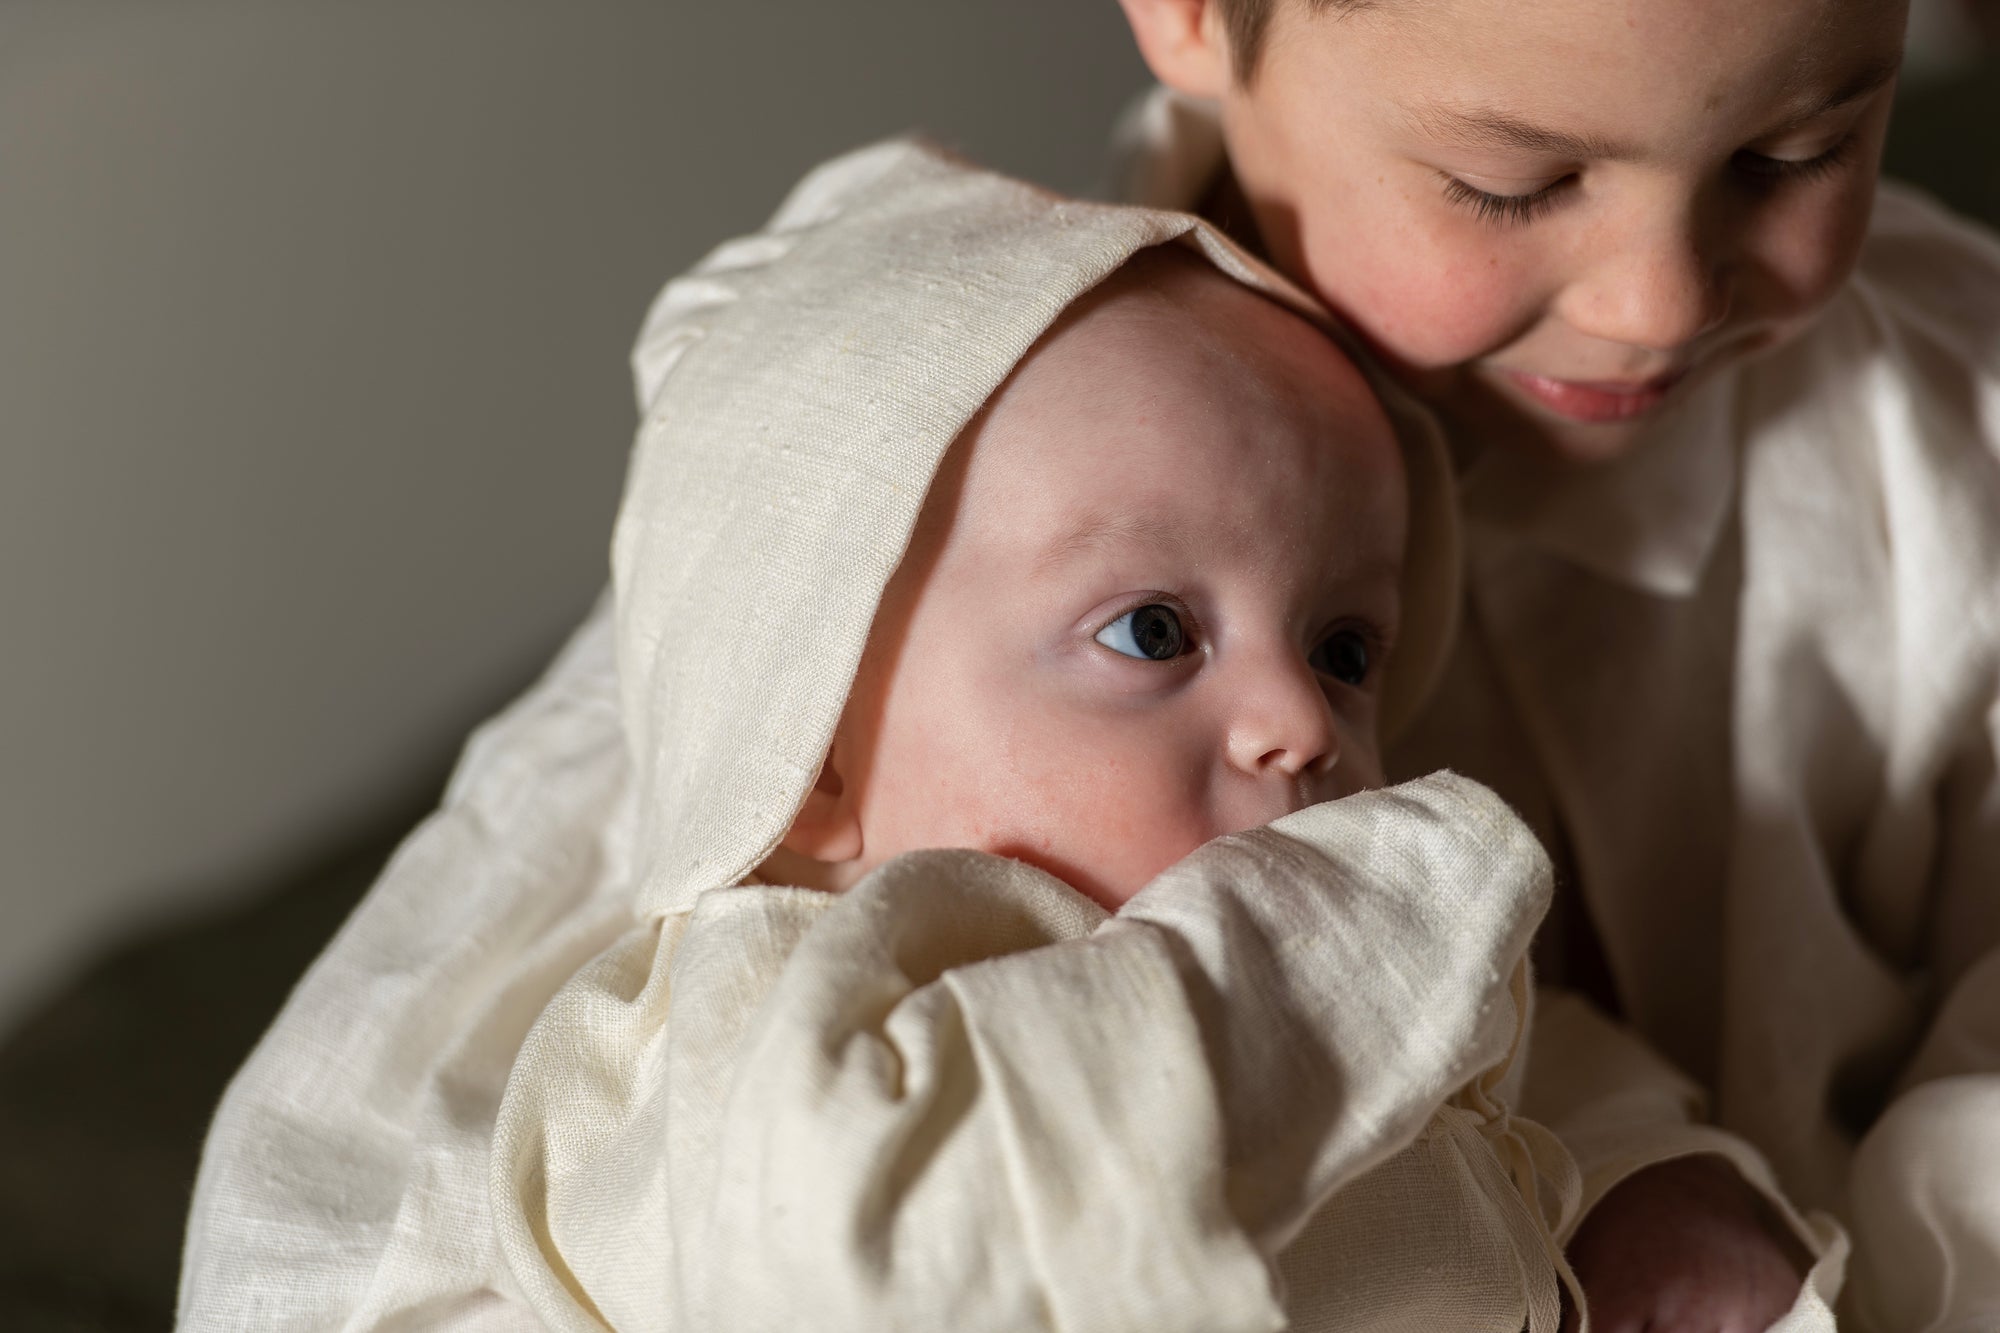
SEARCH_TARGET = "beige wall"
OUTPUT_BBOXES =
[0,2,1147,1028]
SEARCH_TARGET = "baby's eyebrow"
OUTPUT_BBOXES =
[1036,509,1188,575]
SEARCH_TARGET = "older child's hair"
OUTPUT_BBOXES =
[1219,0,1369,82]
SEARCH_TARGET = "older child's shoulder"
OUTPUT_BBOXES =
[1748,183,2000,483]
[1847,181,2000,389]
[1739,183,2000,668]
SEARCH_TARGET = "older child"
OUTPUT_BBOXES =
[1112,1,2000,1329]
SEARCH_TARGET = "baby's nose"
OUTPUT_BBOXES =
[1223,648,1339,781]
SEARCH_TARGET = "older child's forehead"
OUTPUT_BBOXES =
[1326,0,1905,135]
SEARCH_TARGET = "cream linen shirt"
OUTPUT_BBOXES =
[1114,86,2000,1333]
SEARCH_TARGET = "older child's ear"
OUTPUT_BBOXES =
[778,742,863,865]
[1117,0,1234,100]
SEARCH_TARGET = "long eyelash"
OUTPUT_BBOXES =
[1439,174,1566,226]
[1735,135,1855,187]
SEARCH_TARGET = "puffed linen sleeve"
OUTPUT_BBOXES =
[489,772,1549,1333]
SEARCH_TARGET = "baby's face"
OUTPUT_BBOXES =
[1134,0,1905,465]
[787,256,1405,910]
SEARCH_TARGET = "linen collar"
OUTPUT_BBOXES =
[1106,85,1739,597]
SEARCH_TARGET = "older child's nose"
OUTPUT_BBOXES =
[1562,204,1732,353]
[1223,648,1340,780]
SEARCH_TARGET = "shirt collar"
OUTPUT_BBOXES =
[1106,84,1739,598]
[1455,372,1740,597]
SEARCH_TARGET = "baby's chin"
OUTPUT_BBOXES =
[764,816,1268,910]
[989,795,1348,910]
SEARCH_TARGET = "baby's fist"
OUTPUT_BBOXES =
[1565,1154,1810,1333]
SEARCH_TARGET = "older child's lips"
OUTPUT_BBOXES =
[1502,369,1685,423]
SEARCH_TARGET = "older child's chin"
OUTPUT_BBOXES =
[1445,372,1679,468]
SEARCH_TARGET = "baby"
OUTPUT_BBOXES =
[486,142,1584,1331]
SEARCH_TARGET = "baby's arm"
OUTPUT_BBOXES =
[1523,991,1843,1333]
[490,772,1550,1332]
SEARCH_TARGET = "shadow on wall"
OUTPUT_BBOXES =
[1887,68,2000,230]
[1893,0,2000,228]
[0,0,1148,1035]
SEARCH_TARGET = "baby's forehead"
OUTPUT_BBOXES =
[1052,247,1325,366]
[929,248,1404,568]
[998,249,1378,443]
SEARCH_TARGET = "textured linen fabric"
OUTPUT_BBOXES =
[181,139,1567,1331]
[1116,85,2000,1333]
[177,604,634,1330]
[494,784,1572,1333]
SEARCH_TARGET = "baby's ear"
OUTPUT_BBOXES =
[1117,0,1234,100]
[778,740,864,865]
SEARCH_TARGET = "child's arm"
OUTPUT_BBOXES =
[489,772,1551,1332]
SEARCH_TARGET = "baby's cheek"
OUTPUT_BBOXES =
[995,748,1222,907]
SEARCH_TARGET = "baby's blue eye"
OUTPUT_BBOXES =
[1311,630,1371,686]
[1096,604,1187,661]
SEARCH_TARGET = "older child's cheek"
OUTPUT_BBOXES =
[1285,183,1542,371]
[1777,186,1876,313]
[1327,240,1540,373]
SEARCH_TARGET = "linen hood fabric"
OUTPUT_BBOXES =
[487,139,1576,1332]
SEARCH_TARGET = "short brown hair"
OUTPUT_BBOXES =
[1217,0,1369,83]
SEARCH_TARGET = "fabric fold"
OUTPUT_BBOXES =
[491,774,1561,1332]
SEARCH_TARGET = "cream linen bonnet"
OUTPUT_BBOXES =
[610,137,1461,921]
